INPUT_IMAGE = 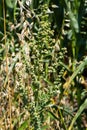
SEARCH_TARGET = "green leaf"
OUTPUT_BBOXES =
[0,1,2,17]
[64,0,79,33]
[41,125,49,130]
[63,58,87,89]
[68,11,79,33]
[59,61,71,72]
[47,110,59,120]
[18,120,29,130]
[68,99,87,130]
[6,0,17,8]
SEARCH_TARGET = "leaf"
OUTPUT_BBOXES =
[68,99,87,130]
[68,11,79,33]
[47,110,59,120]
[41,125,49,130]
[64,0,79,33]
[0,1,2,17]
[6,0,17,8]
[59,61,71,72]
[63,57,87,89]
[18,120,29,130]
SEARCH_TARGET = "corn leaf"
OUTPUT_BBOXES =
[63,58,87,89]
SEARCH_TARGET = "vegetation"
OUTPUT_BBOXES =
[0,0,87,130]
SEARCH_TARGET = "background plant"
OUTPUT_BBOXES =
[0,0,87,130]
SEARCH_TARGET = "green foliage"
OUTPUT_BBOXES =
[0,0,87,130]
[18,120,29,130]
[5,0,17,8]
[69,99,87,130]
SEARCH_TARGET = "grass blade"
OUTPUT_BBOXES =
[68,99,87,130]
